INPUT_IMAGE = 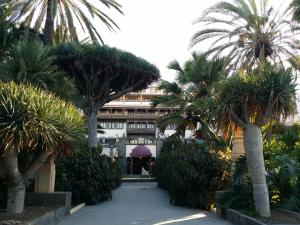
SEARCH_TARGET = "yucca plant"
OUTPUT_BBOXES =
[213,66,297,217]
[0,82,85,213]
[191,0,300,72]
[9,0,123,45]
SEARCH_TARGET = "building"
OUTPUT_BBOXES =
[96,85,193,175]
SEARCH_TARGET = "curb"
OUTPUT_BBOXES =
[70,203,85,215]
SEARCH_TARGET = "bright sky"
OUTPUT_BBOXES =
[96,0,291,82]
[98,0,220,81]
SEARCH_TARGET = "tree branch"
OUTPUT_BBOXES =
[230,110,247,129]
[21,151,51,184]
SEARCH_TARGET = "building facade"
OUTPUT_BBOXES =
[96,85,193,175]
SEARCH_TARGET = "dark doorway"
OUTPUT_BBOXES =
[127,157,154,174]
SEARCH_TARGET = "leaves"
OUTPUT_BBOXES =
[192,0,299,71]
[213,66,297,129]
[154,136,230,209]
[9,0,123,44]
[152,53,225,141]
[0,82,85,155]
[52,43,160,111]
[1,40,77,101]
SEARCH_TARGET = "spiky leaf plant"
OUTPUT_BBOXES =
[0,82,85,214]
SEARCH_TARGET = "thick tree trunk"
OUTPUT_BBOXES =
[243,124,271,217]
[43,0,54,45]
[4,149,25,213]
[6,184,25,214]
[87,111,98,149]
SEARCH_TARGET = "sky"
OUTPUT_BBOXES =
[97,0,221,81]
[94,0,291,82]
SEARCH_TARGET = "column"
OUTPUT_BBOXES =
[34,158,56,193]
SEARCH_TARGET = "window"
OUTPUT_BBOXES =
[129,139,137,144]
[99,109,110,114]
[147,123,154,129]
[148,110,155,115]
[140,123,146,129]
[128,123,135,129]
[148,139,154,144]
[127,96,139,102]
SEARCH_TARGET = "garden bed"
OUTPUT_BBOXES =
[0,206,56,224]
[220,208,300,225]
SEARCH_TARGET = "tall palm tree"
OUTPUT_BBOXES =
[191,0,300,72]
[0,40,77,101]
[9,0,123,45]
[0,82,85,213]
[213,66,297,217]
[153,53,226,145]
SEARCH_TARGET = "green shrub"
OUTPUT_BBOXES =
[154,136,230,209]
[216,157,255,210]
[263,124,300,211]
[55,145,122,205]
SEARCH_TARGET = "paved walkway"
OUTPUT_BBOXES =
[58,182,232,225]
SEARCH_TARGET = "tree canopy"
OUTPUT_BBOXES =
[191,0,300,71]
[8,0,123,45]
[52,43,160,113]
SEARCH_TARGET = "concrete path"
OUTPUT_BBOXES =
[58,182,232,225]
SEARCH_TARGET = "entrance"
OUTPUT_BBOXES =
[127,145,154,175]
[127,157,154,175]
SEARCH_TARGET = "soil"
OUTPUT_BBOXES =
[0,206,56,224]
[256,209,300,224]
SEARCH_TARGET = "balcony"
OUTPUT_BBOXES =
[127,127,156,134]
[97,113,157,119]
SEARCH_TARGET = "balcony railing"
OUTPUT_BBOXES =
[97,113,157,119]
[127,128,156,134]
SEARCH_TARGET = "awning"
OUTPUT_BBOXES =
[130,145,152,157]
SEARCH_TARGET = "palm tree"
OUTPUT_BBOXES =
[153,53,226,144]
[9,0,123,45]
[0,82,85,213]
[213,66,297,217]
[191,0,300,72]
[0,40,77,101]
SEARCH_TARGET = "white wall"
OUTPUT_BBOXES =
[158,129,194,139]
[126,145,156,158]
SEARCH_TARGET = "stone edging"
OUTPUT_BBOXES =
[24,207,67,225]
[220,208,266,225]
[70,203,85,215]
[277,208,300,220]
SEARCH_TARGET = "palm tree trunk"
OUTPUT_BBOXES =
[44,0,54,45]
[243,124,271,217]
[87,111,98,149]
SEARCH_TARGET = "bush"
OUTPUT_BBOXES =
[55,145,122,205]
[263,124,300,211]
[216,157,255,210]
[154,136,230,209]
